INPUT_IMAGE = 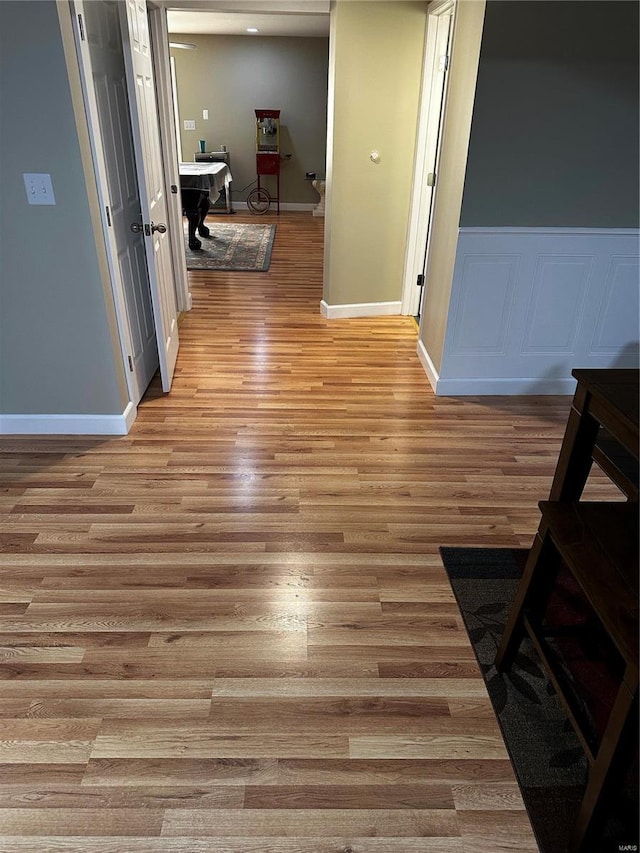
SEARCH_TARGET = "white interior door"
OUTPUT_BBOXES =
[416,9,453,321]
[75,0,159,405]
[120,0,178,391]
[401,0,455,318]
[148,6,190,314]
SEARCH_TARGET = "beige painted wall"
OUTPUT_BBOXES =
[323,1,426,307]
[418,1,485,373]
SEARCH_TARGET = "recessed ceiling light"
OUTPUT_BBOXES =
[246,28,259,33]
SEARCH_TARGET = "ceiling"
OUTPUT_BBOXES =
[166,1,330,38]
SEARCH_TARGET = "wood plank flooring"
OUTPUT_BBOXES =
[0,212,617,851]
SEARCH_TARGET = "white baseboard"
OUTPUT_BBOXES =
[123,401,137,432]
[434,377,577,396]
[416,338,438,393]
[0,402,137,436]
[417,338,576,395]
[320,300,402,319]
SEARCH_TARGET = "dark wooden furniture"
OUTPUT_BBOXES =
[548,368,639,503]
[496,368,639,852]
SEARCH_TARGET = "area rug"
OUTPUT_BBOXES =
[439,546,638,853]
[183,221,275,271]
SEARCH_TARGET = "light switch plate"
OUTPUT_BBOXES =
[184,119,196,130]
[202,109,209,120]
[23,173,56,205]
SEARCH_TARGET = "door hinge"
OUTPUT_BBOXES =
[439,54,449,72]
[127,355,134,372]
[170,184,178,194]
[105,206,112,227]
[416,274,425,288]
[77,13,85,41]
[427,172,436,188]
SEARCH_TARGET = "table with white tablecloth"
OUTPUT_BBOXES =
[178,162,233,250]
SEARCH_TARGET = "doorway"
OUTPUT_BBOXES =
[165,11,330,219]
[74,0,181,401]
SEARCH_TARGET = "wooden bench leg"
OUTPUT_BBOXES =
[495,525,562,671]
[570,683,638,852]
[549,396,600,501]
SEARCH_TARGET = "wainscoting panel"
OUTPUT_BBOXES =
[590,256,640,353]
[522,255,592,353]
[449,256,518,353]
[428,228,639,395]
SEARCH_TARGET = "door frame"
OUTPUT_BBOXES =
[72,0,189,416]
[71,0,140,406]
[401,0,456,317]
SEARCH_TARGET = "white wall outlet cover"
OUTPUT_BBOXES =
[184,119,196,130]
[23,173,56,205]
[369,150,381,163]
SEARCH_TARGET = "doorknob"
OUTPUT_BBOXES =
[150,222,167,234]
[130,222,143,233]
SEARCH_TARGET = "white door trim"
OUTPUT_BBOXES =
[71,1,139,407]
[401,0,455,317]
[170,58,183,164]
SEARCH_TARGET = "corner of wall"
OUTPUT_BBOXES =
[418,0,486,374]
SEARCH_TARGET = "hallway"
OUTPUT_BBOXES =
[0,212,584,850]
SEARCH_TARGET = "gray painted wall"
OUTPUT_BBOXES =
[0,1,127,415]
[170,35,328,205]
[460,1,639,227]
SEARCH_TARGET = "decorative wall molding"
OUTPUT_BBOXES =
[0,402,137,435]
[419,227,639,395]
[458,227,640,236]
[320,300,402,319]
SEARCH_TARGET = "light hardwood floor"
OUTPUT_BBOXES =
[0,212,615,851]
